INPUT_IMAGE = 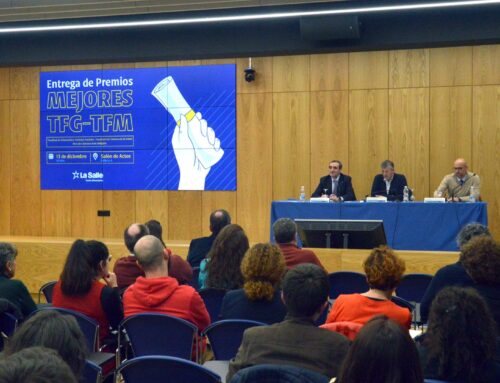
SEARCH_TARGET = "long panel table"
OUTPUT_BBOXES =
[270,201,488,251]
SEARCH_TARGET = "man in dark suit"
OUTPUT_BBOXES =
[370,160,408,201]
[311,160,356,201]
[186,209,231,268]
[227,264,349,381]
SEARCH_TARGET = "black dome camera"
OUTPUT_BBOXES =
[244,58,256,82]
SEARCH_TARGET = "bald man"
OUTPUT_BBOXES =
[434,158,480,202]
[123,235,210,332]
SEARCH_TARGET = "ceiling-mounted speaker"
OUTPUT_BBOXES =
[300,15,361,41]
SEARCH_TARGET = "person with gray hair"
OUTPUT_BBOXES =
[273,218,325,270]
[370,159,408,201]
[123,235,210,333]
[420,222,491,323]
[0,242,37,318]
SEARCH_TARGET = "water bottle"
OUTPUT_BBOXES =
[403,186,409,202]
[299,186,305,201]
[469,186,477,203]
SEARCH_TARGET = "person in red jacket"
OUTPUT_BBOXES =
[123,235,210,333]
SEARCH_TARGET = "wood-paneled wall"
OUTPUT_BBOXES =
[0,45,499,244]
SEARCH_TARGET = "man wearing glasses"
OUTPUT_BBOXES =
[311,160,356,202]
[434,158,480,202]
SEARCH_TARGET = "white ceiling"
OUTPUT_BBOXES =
[0,0,351,23]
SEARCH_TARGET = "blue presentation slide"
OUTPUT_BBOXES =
[40,64,236,190]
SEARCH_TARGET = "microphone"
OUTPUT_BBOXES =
[450,183,463,202]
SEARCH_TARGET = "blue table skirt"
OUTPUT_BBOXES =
[270,201,488,251]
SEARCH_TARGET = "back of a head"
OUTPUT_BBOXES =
[282,263,328,318]
[4,310,87,377]
[206,224,249,290]
[210,209,231,236]
[426,286,496,382]
[241,243,285,301]
[363,246,405,291]
[60,239,108,296]
[0,347,77,383]
[460,235,500,285]
[0,242,17,278]
[337,316,422,383]
[456,222,490,248]
[124,223,149,253]
[273,218,296,244]
[133,235,166,272]
[145,219,164,243]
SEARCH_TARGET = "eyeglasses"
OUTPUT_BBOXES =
[329,166,339,169]
[453,167,464,170]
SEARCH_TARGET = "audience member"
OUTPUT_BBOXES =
[416,287,499,383]
[335,316,423,383]
[145,219,193,284]
[227,264,350,381]
[123,235,210,332]
[113,223,149,290]
[0,347,77,383]
[0,242,37,318]
[3,310,87,378]
[420,222,491,323]
[326,246,411,329]
[220,243,287,324]
[273,218,325,270]
[199,224,249,290]
[187,209,231,268]
[52,239,123,344]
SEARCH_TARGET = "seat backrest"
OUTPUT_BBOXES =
[320,321,363,341]
[203,320,266,360]
[120,313,197,360]
[230,364,329,383]
[38,281,57,303]
[118,355,221,383]
[188,267,201,291]
[199,288,227,322]
[328,271,368,300]
[391,296,415,313]
[0,311,18,338]
[396,274,433,303]
[82,359,102,383]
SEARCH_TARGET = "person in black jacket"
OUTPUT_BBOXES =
[311,160,356,202]
[370,160,408,201]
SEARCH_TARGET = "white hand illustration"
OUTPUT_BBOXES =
[173,113,224,190]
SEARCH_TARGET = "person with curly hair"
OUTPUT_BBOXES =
[335,316,423,383]
[326,246,411,328]
[420,222,491,323]
[416,286,499,383]
[220,243,287,324]
[198,224,249,290]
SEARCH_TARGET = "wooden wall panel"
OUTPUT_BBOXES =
[0,101,10,234]
[10,100,41,235]
[168,192,202,240]
[430,87,472,193]
[10,67,39,100]
[430,47,472,86]
[272,55,310,92]
[473,45,500,85]
[103,191,136,238]
[0,68,9,100]
[237,57,273,94]
[71,191,103,238]
[348,90,389,199]
[135,191,169,230]
[272,92,310,200]
[237,93,273,243]
[389,49,429,88]
[472,86,500,234]
[349,51,388,90]
[310,91,349,193]
[310,53,348,91]
[41,191,72,236]
[389,88,430,199]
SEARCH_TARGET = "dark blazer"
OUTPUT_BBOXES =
[311,173,356,201]
[370,173,408,201]
[187,234,216,268]
[227,317,350,381]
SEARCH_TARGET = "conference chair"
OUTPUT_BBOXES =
[203,319,266,360]
[320,321,363,341]
[396,273,433,324]
[82,359,102,383]
[188,267,201,291]
[38,280,57,303]
[0,311,18,351]
[199,288,227,322]
[391,296,415,313]
[230,364,330,383]
[119,313,198,362]
[424,380,452,383]
[328,271,369,300]
[117,355,221,383]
